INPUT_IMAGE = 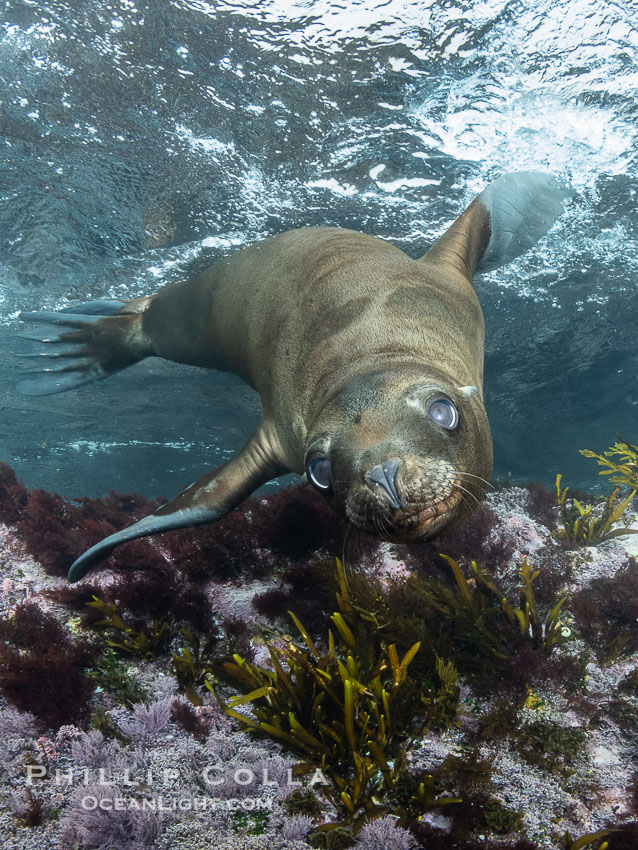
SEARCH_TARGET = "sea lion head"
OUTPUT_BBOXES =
[303,365,493,541]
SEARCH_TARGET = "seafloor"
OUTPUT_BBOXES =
[0,459,637,850]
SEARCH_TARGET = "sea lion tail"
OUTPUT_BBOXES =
[16,299,153,396]
[421,171,569,278]
[476,171,570,273]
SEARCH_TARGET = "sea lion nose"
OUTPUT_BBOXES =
[365,458,403,509]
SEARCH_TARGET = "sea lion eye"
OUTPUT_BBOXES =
[307,455,332,491]
[427,398,459,430]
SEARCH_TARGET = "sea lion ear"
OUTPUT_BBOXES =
[457,385,478,399]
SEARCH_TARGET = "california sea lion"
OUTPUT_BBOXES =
[16,172,566,581]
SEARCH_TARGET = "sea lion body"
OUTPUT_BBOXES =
[16,172,567,580]
[144,226,487,468]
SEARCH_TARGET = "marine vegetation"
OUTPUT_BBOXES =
[571,556,638,661]
[554,438,638,545]
[88,649,148,708]
[560,828,618,849]
[2,457,638,847]
[170,628,222,706]
[381,553,570,690]
[87,596,170,659]
[581,438,638,491]
[437,554,567,655]
[0,602,95,729]
[211,559,462,834]
[516,718,587,776]
[9,787,47,828]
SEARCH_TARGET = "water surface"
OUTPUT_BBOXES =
[1,0,636,497]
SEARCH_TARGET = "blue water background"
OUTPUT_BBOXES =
[0,0,636,499]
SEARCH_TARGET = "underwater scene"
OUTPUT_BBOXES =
[1,0,638,848]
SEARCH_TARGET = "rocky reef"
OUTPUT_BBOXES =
[0,454,637,850]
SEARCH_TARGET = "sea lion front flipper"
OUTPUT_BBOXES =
[67,426,285,582]
[421,172,569,278]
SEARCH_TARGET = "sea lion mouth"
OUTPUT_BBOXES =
[396,487,463,539]
[345,480,464,542]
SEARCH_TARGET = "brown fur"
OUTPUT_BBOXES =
[139,227,488,471]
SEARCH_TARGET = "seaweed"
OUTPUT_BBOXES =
[220,615,254,661]
[580,438,638,491]
[9,788,47,827]
[164,484,376,583]
[554,473,638,545]
[282,814,315,841]
[15,489,107,576]
[254,559,341,636]
[352,815,415,849]
[0,602,95,730]
[101,565,213,633]
[253,587,295,620]
[87,596,170,659]
[0,463,164,577]
[283,788,324,818]
[61,782,163,848]
[384,554,568,690]
[409,821,538,850]
[308,826,355,849]
[231,809,270,835]
[124,698,173,739]
[210,559,460,831]
[618,666,638,696]
[483,800,524,835]
[421,750,525,840]
[89,705,131,744]
[264,484,349,560]
[603,824,638,850]
[571,557,638,660]
[171,698,213,740]
[525,479,559,529]
[554,439,638,546]
[0,461,28,523]
[164,494,281,581]
[88,650,148,707]
[398,502,515,577]
[517,719,586,775]
[170,628,221,705]
[561,828,619,849]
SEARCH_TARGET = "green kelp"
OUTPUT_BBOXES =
[87,596,170,659]
[209,559,460,833]
[171,628,221,706]
[581,439,638,491]
[88,649,148,708]
[560,828,619,850]
[555,474,637,545]
[441,555,568,655]
[555,438,638,545]
[383,554,569,685]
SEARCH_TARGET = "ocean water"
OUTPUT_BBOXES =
[0,0,636,499]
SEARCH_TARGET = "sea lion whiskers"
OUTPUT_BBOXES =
[453,481,483,510]
[453,475,492,521]
[455,470,495,490]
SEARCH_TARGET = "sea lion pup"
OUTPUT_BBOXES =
[17,172,567,581]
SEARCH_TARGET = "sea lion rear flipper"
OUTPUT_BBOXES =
[16,300,152,395]
[67,427,285,582]
[421,172,569,278]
